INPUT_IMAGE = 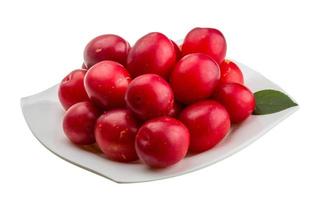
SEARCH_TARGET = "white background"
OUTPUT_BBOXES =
[0,0,318,199]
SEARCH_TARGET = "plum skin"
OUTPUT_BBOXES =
[63,101,100,145]
[170,53,220,104]
[125,74,174,120]
[135,117,190,168]
[214,83,255,123]
[179,100,231,153]
[58,69,90,110]
[95,109,140,162]
[168,102,183,117]
[126,32,176,79]
[84,60,131,110]
[84,34,130,68]
[182,27,227,64]
[219,59,244,84]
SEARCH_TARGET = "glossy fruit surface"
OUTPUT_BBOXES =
[125,74,174,120]
[180,100,230,153]
[84,60,131,110]
[58,69,89,110]
[219,59,244,84]
[84,34,130,68]
[127,32,176,79]
[182,27,227,64]
[135,117,190,168]
[168,102,182,117]
[95,109,139,162]
[170,53,220,104]
[58,28,260,168]
[215,83,255,123]
[63,102,100,145]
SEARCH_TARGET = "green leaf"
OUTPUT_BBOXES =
[253,89,298,115]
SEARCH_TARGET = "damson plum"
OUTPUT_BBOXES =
[180,100,230,153]
[135,117,190,168]
[84,61,131,110]
[182,27,227,64]
[84,34,130,68]
[95,109,139,162]
[58,69,89,110]
[127,32,176,79]
[63,102,100,145]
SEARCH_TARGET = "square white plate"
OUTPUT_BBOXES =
[21,62,298,183]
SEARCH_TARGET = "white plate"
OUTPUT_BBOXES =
[21,62,298,183]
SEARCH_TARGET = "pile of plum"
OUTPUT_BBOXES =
[59,27,255,168]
